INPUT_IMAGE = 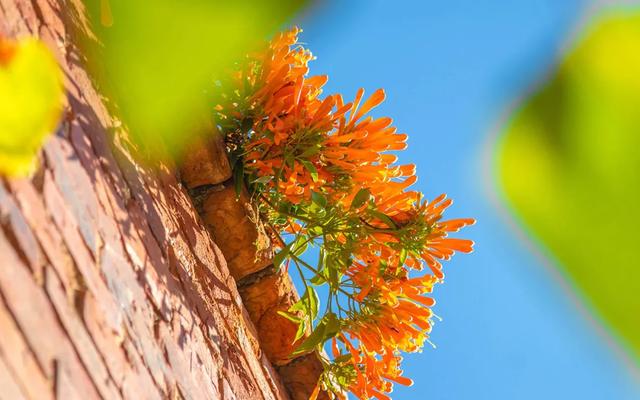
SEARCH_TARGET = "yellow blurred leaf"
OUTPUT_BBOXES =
[0,37,64,176]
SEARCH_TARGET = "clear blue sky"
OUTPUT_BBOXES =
[294,1,640,399]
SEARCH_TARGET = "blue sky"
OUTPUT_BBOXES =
[294,1,640,398]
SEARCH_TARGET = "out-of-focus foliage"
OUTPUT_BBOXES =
[498,10,640,362]
[0,36,63,177]
[82,0,306,156]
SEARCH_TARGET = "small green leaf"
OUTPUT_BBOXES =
[324,312,340,339]
[310,250,326,285]
[294,319,307,342]
[293,319,326,355]
[233,160,245,198]
[284,153,295,169]
[252,175,272,184]
[292,235,309,257]
[307,286,320,320]
[277,310,301,324]
[325,255,339,289]
[310,274,326,285]
[399,248,408,265]
[311,191,327,208]
[351,188,371,209]
[368,210,398,229]
[228,148,241,167]
[300,159,319,182]
[289,298,305,314]
[299,143,321,158]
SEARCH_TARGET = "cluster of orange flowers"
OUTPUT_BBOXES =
[215,27,474,400]
[335,195,473,399]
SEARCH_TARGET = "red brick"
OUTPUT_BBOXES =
[0,182,45,281]
[179,130,232,188]
[0,356,28,400]
[0,230,101,399]
[239,271,302,366]
[0,297,52,400]
[44,268,122,399]
[200,183,273,280]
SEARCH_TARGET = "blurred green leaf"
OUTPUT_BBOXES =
[83,0,307,157]
[497,10,640,362]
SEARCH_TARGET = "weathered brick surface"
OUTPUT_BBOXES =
[277,354,329,400]
[238,271,302,366]
[0,1,289,399]
[179,129,232,190]
[199,183,273,280]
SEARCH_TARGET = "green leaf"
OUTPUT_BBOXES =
[251,175,272,185]
[292,313,341,356]
[294,319,307,342]
[228,148,240,167]
[310,274,326,285]
[82,0,306,158]
[289,298,305,314]
[292,287,320,321]
[284,153,295,169]
[277,310,301,324]
[324,312,340,338]
[310,250,326,285]
[325,255,340,290]
[233,160,245,198]
[299,143,321,159]
[300,159,319,182]
[306,286,320,320]
[351,188,371,209]
[368,210,397,229]
[293,319,326,355]
[311,191,327,208]
[399,248,408,265]
[292,235,309,257]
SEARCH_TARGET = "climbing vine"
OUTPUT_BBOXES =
[214,27,474,400]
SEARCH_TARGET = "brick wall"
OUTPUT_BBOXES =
[0,1,295,398]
